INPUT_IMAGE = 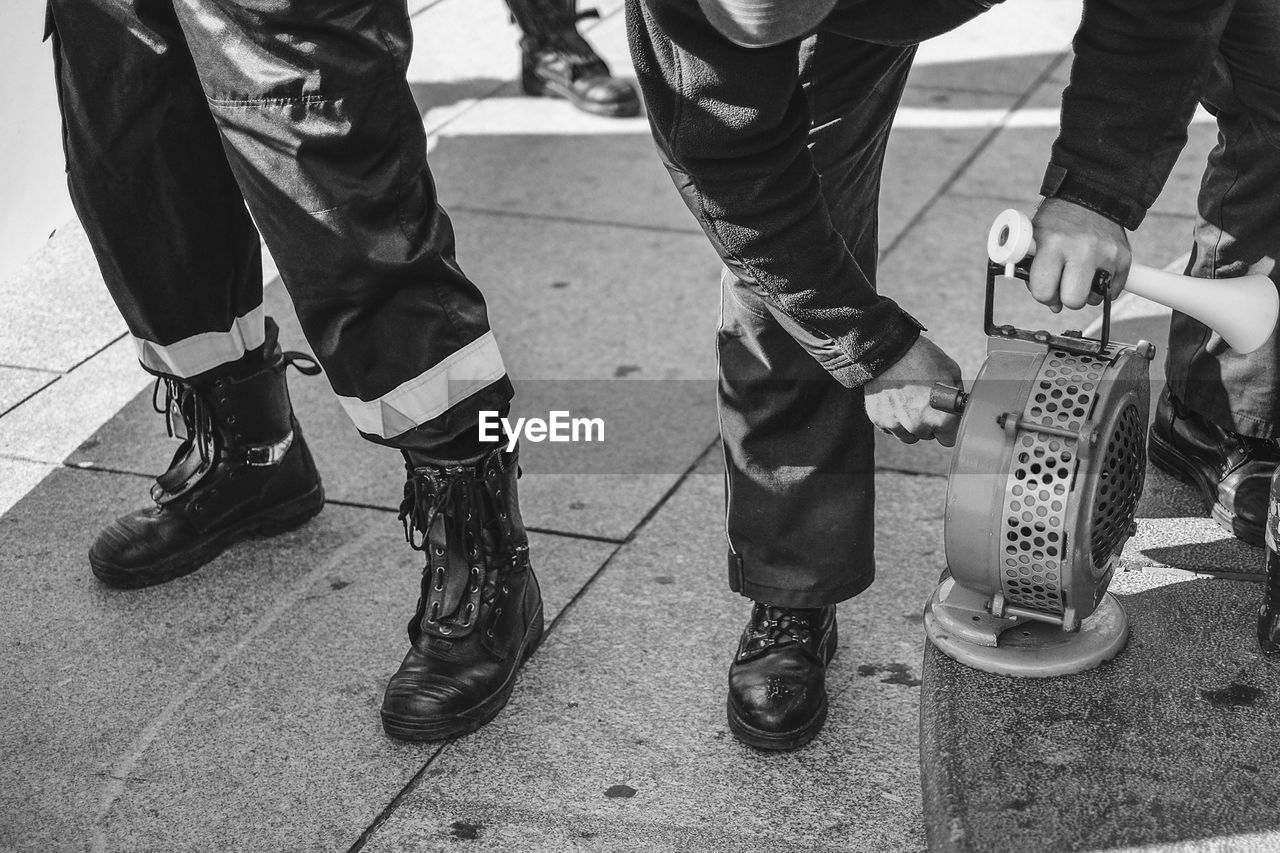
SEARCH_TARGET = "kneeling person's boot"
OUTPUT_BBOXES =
[1149,387,1279,546]
[381,442,544,741]
[727,603,837,751]
[89,320,325,588]
[507,0,640,117]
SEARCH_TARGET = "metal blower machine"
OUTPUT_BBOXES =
[922,209,1279,677]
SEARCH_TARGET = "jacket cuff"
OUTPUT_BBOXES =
[828,308,926,389]
[1040,162,1147,231]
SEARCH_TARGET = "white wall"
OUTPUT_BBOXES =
[1,1,74,282]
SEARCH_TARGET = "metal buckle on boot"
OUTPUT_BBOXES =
[243,430,294,466]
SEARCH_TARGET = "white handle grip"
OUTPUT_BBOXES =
[986,209,1278,353]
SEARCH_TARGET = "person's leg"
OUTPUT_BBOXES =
[1152,0,1280,545]
[717,36,915,751]
[720,39,915,608]
[48,0,324,589]
[505,0,640,117]
[168,0,539,740]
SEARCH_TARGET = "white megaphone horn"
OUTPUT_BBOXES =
[987,208,1279,354]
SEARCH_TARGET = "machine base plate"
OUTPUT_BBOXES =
[923,578,1129,677]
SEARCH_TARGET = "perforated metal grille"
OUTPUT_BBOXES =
[1090,403,1145,569]
[1001,350,1105,614]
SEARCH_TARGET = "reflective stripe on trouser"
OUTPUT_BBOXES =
[715,40,916,608]
[1165,0,1280,440]
[133,305,266,379]
[47,0,512,451]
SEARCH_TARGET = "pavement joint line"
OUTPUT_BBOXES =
[407,0,449,21]
[0,375,62,421]
[312,497,632,546]
[523,524,627,545]
[28,469,687,548]
[0,329,132,423]
[878,50,1071,265]
[0,363,60,375]
[344,744,449,853]
[87,526,387,853]
[906,82,1045,99]
[347,435,720,849]
[450,203,703,237]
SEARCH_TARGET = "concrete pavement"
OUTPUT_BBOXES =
[0,1,1262,851]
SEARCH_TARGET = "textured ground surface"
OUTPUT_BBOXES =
[0,1,1260,851]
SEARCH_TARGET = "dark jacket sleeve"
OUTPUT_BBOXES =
[1042,0,1233,229]
[629,0,922,388]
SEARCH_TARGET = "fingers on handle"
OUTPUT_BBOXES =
[1028,251,1065,313]
[1059,255,1098,310]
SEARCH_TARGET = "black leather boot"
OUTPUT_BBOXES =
[381,442,544,741]
[727,603,837,751]
[506,0,640,117]
[89,320,325,589]
[1149,387,1278,546]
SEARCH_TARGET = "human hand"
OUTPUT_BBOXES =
[864,335,963,447]
[1028,197,1131,312]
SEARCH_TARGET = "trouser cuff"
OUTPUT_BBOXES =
[728,551,875,608]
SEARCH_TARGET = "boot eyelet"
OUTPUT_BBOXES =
[434,547,445,556]
[226,415,237,425]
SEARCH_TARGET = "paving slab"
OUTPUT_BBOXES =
[0,335,146,464]
[355,469,949,853]
[0,456,56,516]
[428,115,690,234]
[949,63,1219,226]
[0,466,612,853]
[922,566,1280,853]
[908,0,1080,95]
[0,220,123,372]
[0,366,56,416]
[881,86,1023,253]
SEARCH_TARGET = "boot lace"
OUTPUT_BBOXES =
[742,605,822,655]
[153,376,215,465]
[398,462,509,634]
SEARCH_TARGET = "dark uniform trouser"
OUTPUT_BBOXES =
[46,0,512,453]
[629,0,992,608]
[715,41,916,608]
[1167,0,1280,440]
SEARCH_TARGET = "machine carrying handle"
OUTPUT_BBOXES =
[983,260,1114,354]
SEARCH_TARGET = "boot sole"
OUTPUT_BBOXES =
[380,603,546,742]
[725,619,838,752]
[89,483,326,590]
[520,73,640,118]
[1148,428,1264,547]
